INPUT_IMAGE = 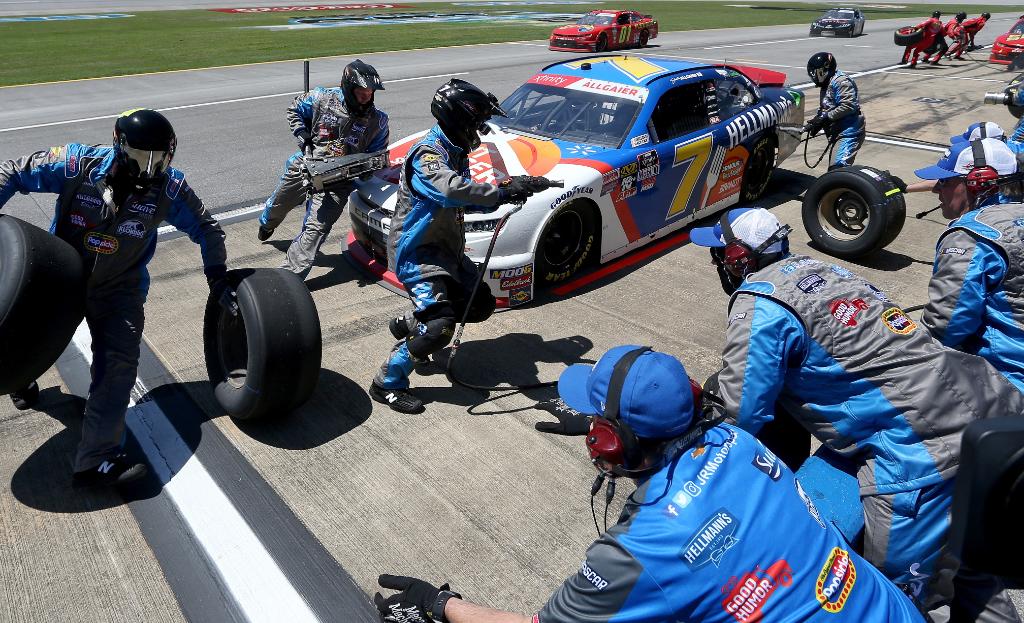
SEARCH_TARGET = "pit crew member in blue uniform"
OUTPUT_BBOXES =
[803,52,865,170]
[690,207,1024,621]
[258,60,389,277]
[370,79,546,414]
[914,138,1024,394]
[0,109,234,488]
[374,346,925,623]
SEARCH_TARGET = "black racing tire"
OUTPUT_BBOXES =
[740,134,776,202]
[536,201,599,285]
[894,26,923,46]
[638,30,649,47]
[204,268,322,420]
[801,165,906,260]
[0,215,85,395]
[595,33,609,53]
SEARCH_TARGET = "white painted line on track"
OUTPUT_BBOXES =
[158,203,264,240]
[865,136,947,153]
[843,45,872,48]
[506,42,549,47]
[68,323,319,623]
[885,71,1003,83]
[0,72,468,134]
[704,37,814,50]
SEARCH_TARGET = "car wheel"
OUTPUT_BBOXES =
[740,135,776,203]
[204,268,322,420]
[536,202,599,285]
[0,215,86,395]
[595,33,608,52]
[638,30,649,47]
[801,166,906,259]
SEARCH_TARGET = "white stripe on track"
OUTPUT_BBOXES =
[68,324,320,623]
[704,36,815,50]
[0,71,468,134]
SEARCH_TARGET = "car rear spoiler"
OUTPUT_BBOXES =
[727,65,787,88]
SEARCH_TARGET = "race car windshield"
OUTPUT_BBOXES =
[499,83,640,147]
[1010,19,1024,35]
[822,10,854,19]
[577,14,614,25]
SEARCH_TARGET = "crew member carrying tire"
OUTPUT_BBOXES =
[0,109,235,488]
[902,11,944,68]
[370,79,552,413]
[803,52,865,169]
[945,12,968,60]
[258,60,389,278]
[962,12,991,51]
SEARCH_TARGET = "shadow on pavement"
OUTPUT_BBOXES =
[9,386,129,513]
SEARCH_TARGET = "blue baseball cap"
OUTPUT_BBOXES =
[558,345,695,439]
[689,207,786,254]
[915,138,1017,180]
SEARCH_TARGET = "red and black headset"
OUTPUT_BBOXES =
[585,347,705,477]
[963,138,1002,195]
[714,212,794,278]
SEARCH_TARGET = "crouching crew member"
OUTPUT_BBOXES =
[370,79,544,413]
[803,52,865,169]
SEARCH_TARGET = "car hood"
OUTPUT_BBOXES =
[996,33,1024,46]
[552,25,600,35]
[815,18,852,25]
[355,128,609,216]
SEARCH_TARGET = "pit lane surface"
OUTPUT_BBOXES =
[2,14,1023,621]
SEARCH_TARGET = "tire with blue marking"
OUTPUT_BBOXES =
[204,268,322,420]
[0,215,85,395]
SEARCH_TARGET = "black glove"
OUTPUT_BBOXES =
[206,266,239,317]
[374,575,458,623]
[888,173,908,193]
[534,398,592,436]
[501,175,556,204]
[803,113,828,137]
[295,129,314,155]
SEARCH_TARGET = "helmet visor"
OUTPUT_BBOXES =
[122,145,172,179]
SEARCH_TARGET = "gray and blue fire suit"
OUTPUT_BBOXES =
[375,125,506,390]
[923,201,1024,393]
[538,423,924,622]
[714,254,1024,616]
[817,70,865,168]
[0,143,227,472]
[260,86,389,277]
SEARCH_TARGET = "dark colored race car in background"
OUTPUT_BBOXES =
[549,10,658,52]
[810,7,866,37]
[990,16,1024,68]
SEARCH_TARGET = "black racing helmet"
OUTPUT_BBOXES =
[112,108,176,188]
[430,78,508,151]
[807,52,837,87]
[340,59,384,116]
[932,10,942,18]
[982,12,991,20]
[956,11,967,21]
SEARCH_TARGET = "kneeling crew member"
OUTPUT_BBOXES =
[690,207,1024,620]
[0,109,234,488]
[803,52,865,169]
[962,12,991,50]
[915,138,1024,394]
[374,346,926,623]
[370,79,544,413]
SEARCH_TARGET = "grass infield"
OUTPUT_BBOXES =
[2,2,1022,86]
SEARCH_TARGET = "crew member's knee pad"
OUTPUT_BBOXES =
[406,315,456,359]
[464,283,496,324]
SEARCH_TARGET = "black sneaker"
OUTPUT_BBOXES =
[72,454,148,488]
[389,315,413,340]
[10,381,39,411]
[369,382,424,414]
[257,224,275,242]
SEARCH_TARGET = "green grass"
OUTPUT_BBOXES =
[1,2,1021,86]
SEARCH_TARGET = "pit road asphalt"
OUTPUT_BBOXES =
[2,12,1023,622]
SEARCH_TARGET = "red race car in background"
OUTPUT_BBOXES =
[549,10,658,52]
[991,15,1024,68]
